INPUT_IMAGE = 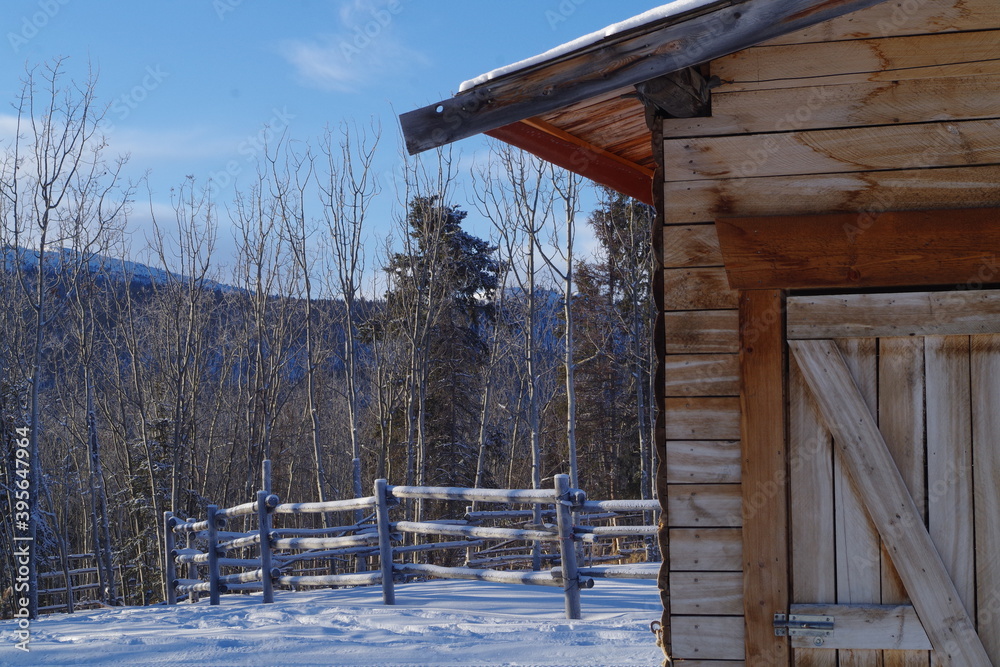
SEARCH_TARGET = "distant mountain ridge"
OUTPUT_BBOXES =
[3,246,237,293]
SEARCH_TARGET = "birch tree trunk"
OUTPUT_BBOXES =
[0,61,128,617]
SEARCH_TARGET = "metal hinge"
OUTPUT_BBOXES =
[773,613,834,644]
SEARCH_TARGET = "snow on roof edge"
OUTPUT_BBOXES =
[458,0,715,93]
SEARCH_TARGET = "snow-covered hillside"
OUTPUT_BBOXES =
[2,579,663,666]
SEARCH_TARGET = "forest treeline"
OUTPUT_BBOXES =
[0,63,654,612]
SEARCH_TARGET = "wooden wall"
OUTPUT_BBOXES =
[658,0,1000,663]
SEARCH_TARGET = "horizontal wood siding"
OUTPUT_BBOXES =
[665,440,741,484]
[667,484,742,528]
[664,310,739,353]
[670,529,743,571]
[766,0,1000,45]
[664,355,739,397]
[672,616,746,661]
[670,571,744,615]
[661,28,1000,225]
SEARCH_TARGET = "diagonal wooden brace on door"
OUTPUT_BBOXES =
[789,339,991,667]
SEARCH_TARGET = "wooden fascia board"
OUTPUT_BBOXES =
[399,0,890,155]
[715,208,1000,290]
[485,119,655,205]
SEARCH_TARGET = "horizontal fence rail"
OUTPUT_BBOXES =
[163,464,660,620]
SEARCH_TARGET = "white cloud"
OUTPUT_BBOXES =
[104,126,235,162]
[279,0,427,93]
[0,114,20,143]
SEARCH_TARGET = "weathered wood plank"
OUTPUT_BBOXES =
[665,440,741,484]
[666,118,1000,182]
[789,604,931,650]
[667,484,742,528]
[664,267,738,311]
[669,528,743,571]
[925,336,975,667]
[739,290,789,666]
[663,224,723,267]
[665,397,741,441]
[878,337,929,667]
[765,0,1000,46]
[665,354,739,397]
[832,339,882,667]
[787,291,1000,340]
[715,208,1000,291]
[788,357,836,667]
[790,339,991,666]
[664,310,739,354]
[670,571,743,615]
[663,164,1000,225]
[666,73,1000,138]
[715,58,1000,94]
[971,334,1000,666]
[713,29,1000,86]
[672,616,746,661]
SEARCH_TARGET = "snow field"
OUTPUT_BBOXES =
[1,579,664,666]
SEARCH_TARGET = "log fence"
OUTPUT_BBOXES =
[164,465,659,620]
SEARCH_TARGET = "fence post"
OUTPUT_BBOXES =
[262,459,272,495]
[374,479,395,605]
[554,474,582,620]
[207,505,221,605]
[185,531,198,603]
[164,512,177,605]
[257,490,276,604]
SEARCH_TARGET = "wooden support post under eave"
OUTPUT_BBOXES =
[739,290,789,665]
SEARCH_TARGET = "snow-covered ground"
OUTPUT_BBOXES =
[2,579,664,666]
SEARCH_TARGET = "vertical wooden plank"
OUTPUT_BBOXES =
[834,338,881,667]
[739,290,788,666]
[925,336,975,667]
[789,358,836,667]
[878,338,928,667]
[971,334,1000,665]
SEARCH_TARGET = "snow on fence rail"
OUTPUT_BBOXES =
[163,468,659,620]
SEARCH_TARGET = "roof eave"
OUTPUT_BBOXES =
[400,0,891,155]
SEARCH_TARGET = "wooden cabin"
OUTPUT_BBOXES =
[399,1,1000,664]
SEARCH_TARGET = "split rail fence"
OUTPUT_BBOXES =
[164,473,659,620]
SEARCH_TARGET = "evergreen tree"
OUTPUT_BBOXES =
[384,196,500,492]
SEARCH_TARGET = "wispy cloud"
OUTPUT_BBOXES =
[278,0,426,93]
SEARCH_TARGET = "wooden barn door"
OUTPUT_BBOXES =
[784,292,1000,666]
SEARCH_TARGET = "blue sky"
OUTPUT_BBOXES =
[2,0,657,279]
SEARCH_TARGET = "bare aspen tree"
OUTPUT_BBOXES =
[147,179,218,514]
[538,166,584,490]
[319,123,380,519]
[269,143,335,514]
[231,150,302,494]
[392,149,458,522]
[0,61,129,617]
[475,143,555,569]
